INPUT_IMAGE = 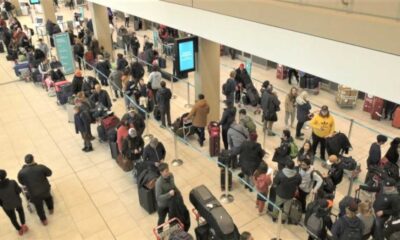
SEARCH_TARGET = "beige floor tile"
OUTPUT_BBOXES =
[69,202,101,223]
[105,213,139,236]
[83,229,115,240]
[90,188,119,207]
[75,214,108,239]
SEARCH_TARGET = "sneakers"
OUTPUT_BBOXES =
[21,225,29,233]
[41,219,48,226]
[49,209,54,215]
[84,147,93,152]
[18,229,24,236]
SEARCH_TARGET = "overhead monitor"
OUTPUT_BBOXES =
[56,16,63,22]
[29,0,41,5]
[175,37,198,74]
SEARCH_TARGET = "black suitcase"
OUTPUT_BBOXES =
[299,77,307,89]
[109,142,119,160]
[242,94,250,105]
[267,185,277,213]
[220,168,232,191]
[189,185,240,240]
[245,84,260,107]
[97,125,107,142]
[153,105,161,121]
[138,186,157,214]
[0,41,4,53]
[195,223,210,240]
[158,57,167,69]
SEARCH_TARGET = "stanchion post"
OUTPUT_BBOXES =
[263,128,267,150]
[143,110,153,140]
[271,209,282,240]
[347,118,354,139]
[220,165,234,204]
[347,176,354,196]
[184,82,192,108]
[170,75,176,99]
[171,133,183,166]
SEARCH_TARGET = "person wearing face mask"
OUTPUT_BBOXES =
[309,105,335,162]
[326,155,344,191]
[298,158,323,213]
[155,163,177,232]
[142,138,166,173]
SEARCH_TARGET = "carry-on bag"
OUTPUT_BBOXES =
[208,121,220,157]
[392,107,400,128]
[109,142,119,160]
[101,115,120,131]
[116,155,134,172]
[371,97,384,120]
[384,217,400,240]
[363,94,374,112]
[138,186,157,214]
[245,83,260,107]
[189,185,240,240]
[13,61,30,76]
[267,185,277,213]
[287,199,303,225]
[153,105,161,121]
[158,57,167,69]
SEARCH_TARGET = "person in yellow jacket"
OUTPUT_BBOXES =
[310,105,335,161]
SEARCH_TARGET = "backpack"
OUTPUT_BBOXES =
[289,142,299,159]
[240,116,256,133]
[306,213,324,237]
[341,156,357,171]
[341,218,363,240]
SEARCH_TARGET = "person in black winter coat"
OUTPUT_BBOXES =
[272,160,302,221]
[142,138,166,172]
[129,32,140,57]
[156,81,172,128]
[0,170,28,236]
[365,135,388,184]
[237,139,265,191]
[122,128,144,162]
[74,105,93,152]
[82,76,99,98]
[272,130,293,170]
[295,91,312,139]
[326,132,352,156]
[384,137,400,165]
[17,154,53,225]
[331,201,364,240]
[168,191,190,232]
[234,64,249,103]
[95,55,111,86]
[71,70,84,95]
[131,60,145,81]
[261,85,280,136]
[116,53,128,71]
[223,71,236,104]
[327,155,344,191]
[219,101,237,150]
[305,199,333,240]
[90,84,112,110]
[123,109,146,137]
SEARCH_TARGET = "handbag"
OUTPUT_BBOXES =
[117,155,134,172]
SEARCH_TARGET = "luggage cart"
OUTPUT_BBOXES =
[153,217,186,240]
[336,85,358,108]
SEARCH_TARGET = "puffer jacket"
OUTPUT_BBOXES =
[227,123,249,149]
[238,141,265,176]
[274,167,302,199]
[17,163,52,200]
[0,179,22,210]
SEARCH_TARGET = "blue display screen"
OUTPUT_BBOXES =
[178,40,195,72]
[29,0,41,4]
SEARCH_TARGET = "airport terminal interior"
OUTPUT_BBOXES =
[0,0,399,239]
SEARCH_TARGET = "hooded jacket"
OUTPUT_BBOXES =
[17,163,52,199]
[238,141,265,176]
[142,142,166,171]
[227,123,249,149]
[331,215,364,240]
[274,167,302,199]
[219,107,237,131]
[299,167,323,193]
[156,87,172,111]
[0,179,22,210]
[155,174,176,208]
[296,96,312,122]
[71,75,84,94]
[186,99,210,128]
[149,71,162,90]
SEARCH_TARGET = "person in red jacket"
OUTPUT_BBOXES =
[253,162,272,216]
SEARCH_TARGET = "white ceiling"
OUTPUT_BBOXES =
[88,0,400,104]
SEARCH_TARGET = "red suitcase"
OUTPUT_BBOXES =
[363,94,374,112]
[392,107,400,128]
[208,121,220,157]
[276,64,287,80]
[371,97,384,121]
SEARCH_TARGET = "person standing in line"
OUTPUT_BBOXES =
[219,101,237,150]
[287,67,299,85]
[90,84,112,110]
[309,105,335,161]
[284,87,298,129]
[261,85,280,136]
[298,158,323,212]
[253,163,272,216]
[295,91,312,140]
[155,163,177,232]
[331,201,364,240]
[122,128,144,162]
[0,170,29,236]
[222,71,236,105]
[129,32,140,57]
[148,63,162,104]
[74,105,93,152]
[365,135,387,184]
[124,12,130,27]
[73,39,85,70]
[95,55,111,86]
[156,81,172,128]
[184,94,210,147]
[142,138,166,172]
[18,154,53,226]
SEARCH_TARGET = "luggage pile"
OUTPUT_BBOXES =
[335,85,358,108]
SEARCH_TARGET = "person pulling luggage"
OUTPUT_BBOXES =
[74,105,93,152]
[219,101,236,150]
[0,169,29,236]
[17,154,54,226]
[155,163,178,232]
[184,94,210,147]
[305,199,333,240]
[365,135,388,184]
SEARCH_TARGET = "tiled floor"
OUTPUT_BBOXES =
[0,4,399,240]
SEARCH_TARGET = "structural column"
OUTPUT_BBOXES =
[9,0,21,14]
[40,0,57,23]
[88,2,113,60]
[194,38,220,122]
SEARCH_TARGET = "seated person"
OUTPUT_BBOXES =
[82,76,99,98]
[89,84,112,110]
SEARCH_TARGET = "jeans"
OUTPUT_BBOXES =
[296,121,306,137]
[157,206,169,233]
[284,111,296,128]
[195,127,205,143]
[272,195,292,221]
[32,193,54,221]
[312,132,326,160]
[3,207,25,230]
[160,109,171,127]
[297,188,309,213]
[374,216,389,240]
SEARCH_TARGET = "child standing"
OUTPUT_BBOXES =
[253,162,272,216]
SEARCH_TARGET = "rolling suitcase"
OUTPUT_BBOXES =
[245,84,260,107]
[138,186,157,214]
[158,57,167,69]
[363,94,374,112]
[116,155,134,172]
[109,142,118,160]
[267,185,277,213]
[208,121,220,157]
[392,107,400,128]
[276,65,287,80]
[153,105,161,121]
[97,125,107,142]
[371,97,384,120]
[189,185,240,240]
[220,168,232,191]
[195,223,210,240]
[13,62,30,76]
[288,199,303,225]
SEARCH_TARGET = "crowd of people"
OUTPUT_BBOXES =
[1,5,400,240]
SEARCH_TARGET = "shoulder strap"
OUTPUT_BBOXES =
[229,126,248,139]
